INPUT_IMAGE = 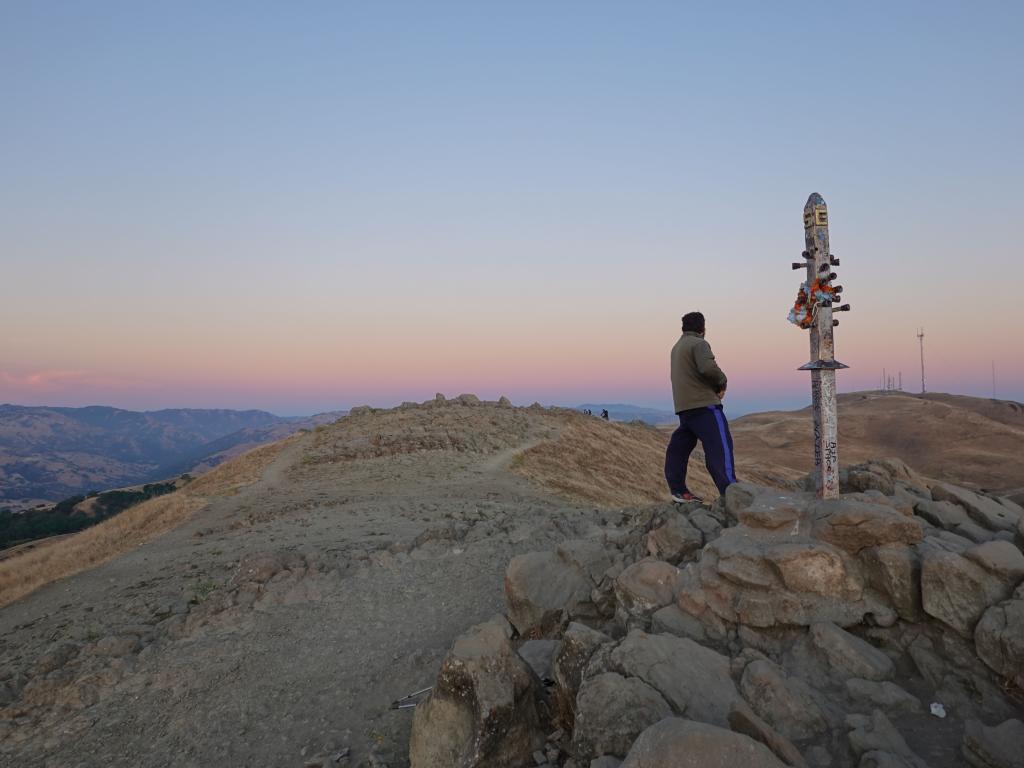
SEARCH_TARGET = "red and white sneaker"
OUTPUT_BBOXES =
[670,491,702,503]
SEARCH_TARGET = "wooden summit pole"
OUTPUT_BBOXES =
[798,193,850,498]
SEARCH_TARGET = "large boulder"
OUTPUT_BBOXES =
[504,551,593,636]
[811,499,923,554]
[914,498,970,530]
[962,718,1024,768]
[409,616,544,768]
[572,672,672,761]
[597,630,740,727]
[614,560,683,623]
[844,679,921,717]
[921,540,1023,636]
[551,622,611,728]
[975,591,1024,689]
[810,622,894,682]
[859,545,922,622]
[739,659,829,741]
[932,483,1022,533]
[845,710,927,768]
[620,718,788,768]
[645,516,703,563]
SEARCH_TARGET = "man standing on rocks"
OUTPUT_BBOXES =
[665,311,737,501]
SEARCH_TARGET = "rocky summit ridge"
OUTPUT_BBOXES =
[410,458,1024,768]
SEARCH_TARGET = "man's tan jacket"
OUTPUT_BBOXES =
[670,331,728,413]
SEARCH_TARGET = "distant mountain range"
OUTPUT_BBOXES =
[576,403,676,425]
[0,405,345,508]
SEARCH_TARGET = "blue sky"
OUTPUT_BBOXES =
[2,2,1022,415]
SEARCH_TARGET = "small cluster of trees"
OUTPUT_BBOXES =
[0,481,180,550]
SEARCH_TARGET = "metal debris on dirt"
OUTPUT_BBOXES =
[390,686,433,710]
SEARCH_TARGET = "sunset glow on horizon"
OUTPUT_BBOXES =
[3,3,1022,416]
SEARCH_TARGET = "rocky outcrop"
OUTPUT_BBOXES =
[409,616,544,768]
[411,478,1024,768]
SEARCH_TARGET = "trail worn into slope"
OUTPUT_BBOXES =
[0,399,627,767]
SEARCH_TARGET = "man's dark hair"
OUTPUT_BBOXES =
[681,311,705,333]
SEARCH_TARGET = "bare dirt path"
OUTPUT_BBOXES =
[0,404,618,767]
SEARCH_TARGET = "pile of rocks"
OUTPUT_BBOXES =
[409,460,1024,767]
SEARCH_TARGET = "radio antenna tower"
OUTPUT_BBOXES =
[917,328,926,394]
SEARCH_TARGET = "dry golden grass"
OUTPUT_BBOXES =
[0,437,294,608]
[512,413,721,506]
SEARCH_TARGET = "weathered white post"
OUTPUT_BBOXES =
[790,193,850,498]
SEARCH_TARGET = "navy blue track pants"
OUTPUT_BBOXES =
[664,404,737,496]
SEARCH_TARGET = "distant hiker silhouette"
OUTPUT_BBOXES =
[665,311,736,502]
[601,409,609,420]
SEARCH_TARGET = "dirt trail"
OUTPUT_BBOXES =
[0,402,620,767]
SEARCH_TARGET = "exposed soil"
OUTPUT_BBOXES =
[0,401,627,767]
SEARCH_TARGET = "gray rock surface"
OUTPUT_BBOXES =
[410,615,545,768]
[962,718,1024,768]
[613,560,681,622]
[572,673,672,760]
[505,551,594,635]
[810,622,894,681]
[597,630,740,727]
[620,718,787,767]
[932,483,1022,533]
[921,542,1020,636]
[975,594,1024,687]
[740,659,828,740]
[844,678,922,716]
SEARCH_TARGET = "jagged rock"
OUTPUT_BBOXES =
[932,483,1022,533]
[724,483,760,522]
[505,551,593,636]
[914,499,971,529]
[739,659,828,740]
[727,702,808,767]
[552,623,611,728]
[409,615,544,768]
[498,396,512,407]
[812,499,923,554]
[572,673,672,761]
[810,622,894,681]
[975,593,1024,688]
[920,542,1020,636]
[962,718,1024,768]
[614,560,682,622]
[519,640,558,682]
[859,545,922,622]
[597,630,740,727]
[846,710,927,768]
[650,604,710,644]
[645,516,703,563]
[844,679,921,716]
[620,718,787,767]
